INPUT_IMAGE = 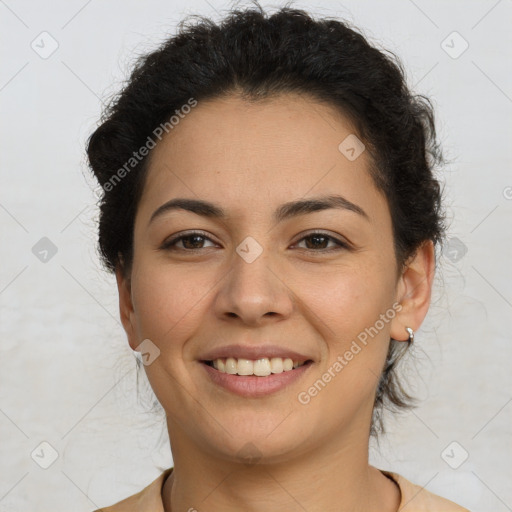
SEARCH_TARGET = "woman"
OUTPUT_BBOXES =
[87,4,470,511]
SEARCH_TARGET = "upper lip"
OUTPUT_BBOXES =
[199,344,313,362]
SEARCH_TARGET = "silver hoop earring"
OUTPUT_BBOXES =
[405,327,414,344]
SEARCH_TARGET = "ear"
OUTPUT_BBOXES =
[390,240,435,341]
[115,263,140,351]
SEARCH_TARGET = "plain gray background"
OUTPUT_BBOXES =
[1,0,511,510]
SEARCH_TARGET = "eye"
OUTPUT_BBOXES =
[160,231,217,251]
[292,231,349,252]
[160,230,350,253]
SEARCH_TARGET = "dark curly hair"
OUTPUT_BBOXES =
[86,1,445,437]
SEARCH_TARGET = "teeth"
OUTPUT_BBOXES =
[208,357,306,376]
[225,357,237,374]
[237,359,254,376]
[254,358,271,376]
[270,357,283,374]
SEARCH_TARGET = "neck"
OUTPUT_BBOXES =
[162,420,400,512]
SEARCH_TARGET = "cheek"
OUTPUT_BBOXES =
[297,275,395,422]
[130,262,209,346]
[300,261,397,409]
[301,261,396,341]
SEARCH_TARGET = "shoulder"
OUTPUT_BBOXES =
[92,468,173,512]
[381,470,471,511]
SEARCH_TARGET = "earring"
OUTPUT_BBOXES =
[405,326,414,344]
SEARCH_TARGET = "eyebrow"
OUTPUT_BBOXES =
[148,194,369,226]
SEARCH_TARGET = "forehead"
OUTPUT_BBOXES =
[137,92,387,224]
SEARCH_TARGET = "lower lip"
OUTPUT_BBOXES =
[201,362,313,398]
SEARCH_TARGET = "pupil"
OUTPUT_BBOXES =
[306,234,327,249]
[184,235,204,249]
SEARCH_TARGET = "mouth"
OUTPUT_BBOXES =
[201,357,314,377]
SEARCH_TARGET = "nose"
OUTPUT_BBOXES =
[213,244,294,326]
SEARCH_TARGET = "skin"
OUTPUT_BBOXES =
[116,92,435,512]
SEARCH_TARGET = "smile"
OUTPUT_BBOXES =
[201,357,314,397]
[203,357,311,377]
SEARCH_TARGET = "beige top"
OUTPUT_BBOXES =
[93,467,470,511]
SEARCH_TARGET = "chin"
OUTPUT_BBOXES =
[197,416,313,466]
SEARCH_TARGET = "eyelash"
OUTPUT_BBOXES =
[160,230,350,253]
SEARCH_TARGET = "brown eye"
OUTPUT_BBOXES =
[294,231,349,252]
[161,230,349,253]
[161,231,216,251]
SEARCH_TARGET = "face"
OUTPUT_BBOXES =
[117,93,429,464]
